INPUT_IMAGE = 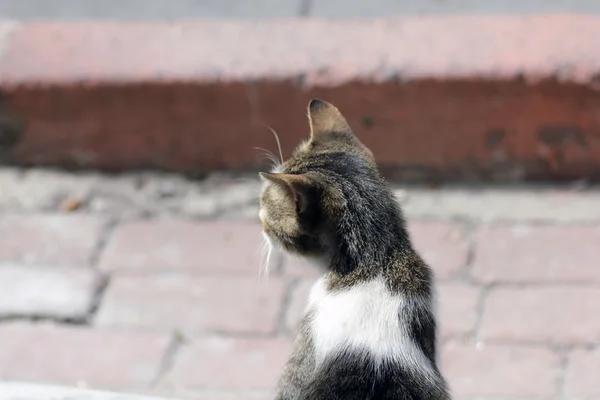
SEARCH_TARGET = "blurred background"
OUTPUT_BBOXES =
[2,0,600,19]
[0,1,599,400]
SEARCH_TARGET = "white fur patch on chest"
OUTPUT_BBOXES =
[307,276,436,377]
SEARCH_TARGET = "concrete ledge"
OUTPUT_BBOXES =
[1,15,600,181]
[0,382,170,400]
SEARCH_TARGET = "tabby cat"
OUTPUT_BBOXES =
[259,99,450,400]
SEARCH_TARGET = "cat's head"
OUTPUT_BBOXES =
[259,99,389,267]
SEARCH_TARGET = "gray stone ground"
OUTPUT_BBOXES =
[1,167,600,399]
[0,0,600,20]
[2,167,599,223]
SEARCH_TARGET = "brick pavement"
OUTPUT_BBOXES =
[0,169,599,400]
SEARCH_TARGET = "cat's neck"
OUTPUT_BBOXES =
[325,246,430,294]
[324,210,415,285]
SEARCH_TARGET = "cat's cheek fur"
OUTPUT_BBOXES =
[259,208,266,224]
[307,277,439,382]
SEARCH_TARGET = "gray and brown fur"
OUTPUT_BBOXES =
[259,99,450,400]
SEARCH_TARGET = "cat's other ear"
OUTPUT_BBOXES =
[307,99,352,140]
[259,172,312,214]
[307,99,375,160]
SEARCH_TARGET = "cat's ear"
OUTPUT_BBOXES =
[259,172,312,214]
[307,98,375,160]
[307,99,352,140]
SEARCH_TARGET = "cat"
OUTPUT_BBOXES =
[258,99,450,400]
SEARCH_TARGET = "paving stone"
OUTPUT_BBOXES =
[0,265,102,319]
[397,186,600,223]
[167,337,292,391]
[442,342,561,398]
[0,166,596,400]
[481,287,600,345]
[409,221,470,280]
[472,224,600,283]
[96,275,286,335]
[0,324,28,376]
[99,221,263,273]
[0,382,170,400]
[0,214,106,265]
[565,348,600,398]
[147,388,271,400]
[437,283,480,339]
[0,323,170,390]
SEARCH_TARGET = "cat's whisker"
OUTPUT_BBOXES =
[263,125,284,164]
[265,155,281,168]
[259,233,273,283]
[252,146,282,170]
[252,146,278,161]
[256,238,266,279]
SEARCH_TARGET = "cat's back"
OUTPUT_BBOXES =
[304,274,449,400]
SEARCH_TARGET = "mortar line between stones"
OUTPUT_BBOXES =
[456,217,479,283]
[150,329,186,389]
[554,346,570,400]
[472,282,493,343]
[89,217,119,267]
[0,314,89,325]
[84,273,111,324]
